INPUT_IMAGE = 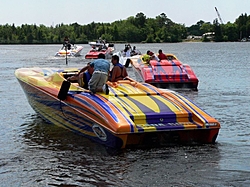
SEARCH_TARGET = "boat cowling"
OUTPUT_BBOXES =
[57,80,71,100]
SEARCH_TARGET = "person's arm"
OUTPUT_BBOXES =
[123,67,128,78]
[78,64,89,75]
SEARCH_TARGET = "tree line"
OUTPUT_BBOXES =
[0,12,249,44]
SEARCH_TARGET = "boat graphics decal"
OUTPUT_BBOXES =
[15,67,220,148]
[167,91,211,125]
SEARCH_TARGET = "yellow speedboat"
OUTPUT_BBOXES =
[15,67,220,149]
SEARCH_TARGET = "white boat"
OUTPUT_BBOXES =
[55,44,83,57]
[113,51,141,68]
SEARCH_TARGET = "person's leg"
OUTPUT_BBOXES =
[78,72,84,87]
[96,74,109,95]
[88,72,102,94]
[102,83,109,95]
[96,74,108,92]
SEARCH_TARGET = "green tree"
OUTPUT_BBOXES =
[187,20,205,36]
[0,12,249,44]
[213,19,223,42]
[224,22,238,41]
[135,12,146,28]
[200,22,213,34]
[235,13,248,39]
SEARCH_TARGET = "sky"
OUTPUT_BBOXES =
[1,0,250,27]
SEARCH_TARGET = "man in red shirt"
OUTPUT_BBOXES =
[158,49,167,60]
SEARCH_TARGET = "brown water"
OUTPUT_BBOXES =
[0,43,250,186]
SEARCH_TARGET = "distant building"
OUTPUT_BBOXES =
[202,32,215,39]
[186,35,202,40]
[241,37,250,42]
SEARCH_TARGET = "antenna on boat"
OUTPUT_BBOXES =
[65,46,68,65]
[64,36,69,65]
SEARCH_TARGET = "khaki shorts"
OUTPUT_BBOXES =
[88,71,108,93]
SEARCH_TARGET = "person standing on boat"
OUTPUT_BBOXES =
[64,36,69,44]
[63,36,71,50]
[158,49,167,60]
[109,55,128,82]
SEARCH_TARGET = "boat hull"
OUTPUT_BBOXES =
[15,68,219,149]
[55,45,83,57]
[85,48,114,59]
[17,78,125,148]
[85,50,106,59]
[85,42,115,59]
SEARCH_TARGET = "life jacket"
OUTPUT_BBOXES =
[82,71,92,89]
[142,54,150,63]
[110,63,124,80]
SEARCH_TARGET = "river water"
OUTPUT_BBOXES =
[0,43,250,187]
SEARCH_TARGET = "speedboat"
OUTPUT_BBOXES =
[55,44,83,57]
[85,42,115,59]
[15,67,220,149]
[130,54,199,91]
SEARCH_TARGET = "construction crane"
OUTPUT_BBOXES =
[215,7,224,24]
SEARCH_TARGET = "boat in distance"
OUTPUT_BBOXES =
[85,42,115,59]
[55,44,83,57]
[130,54,199,91]
[15,67,220,149]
